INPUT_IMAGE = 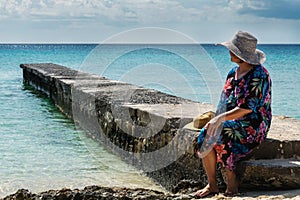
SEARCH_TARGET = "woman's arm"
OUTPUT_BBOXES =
[219,107,252,121]
[206,107,252,136]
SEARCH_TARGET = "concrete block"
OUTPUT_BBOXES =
[20,63,300,192]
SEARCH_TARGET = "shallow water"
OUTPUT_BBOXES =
[0,83,163,197]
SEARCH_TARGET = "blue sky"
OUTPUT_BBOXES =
[0,0,300,43]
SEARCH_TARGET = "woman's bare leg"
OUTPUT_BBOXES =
[194,149,219,197]
[225,169,239,195]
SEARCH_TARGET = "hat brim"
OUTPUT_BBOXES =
[217,42,266,65]
[183,111,215,131]
[183,122,202,131]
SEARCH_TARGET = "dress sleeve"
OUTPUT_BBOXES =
[226,66,238,79]
[238,67,271,112]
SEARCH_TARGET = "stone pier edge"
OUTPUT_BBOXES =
[20,63,300,192]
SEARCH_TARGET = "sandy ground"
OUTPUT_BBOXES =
[195,189,300,200]
[185,189,300,200]
[268,115,300,141]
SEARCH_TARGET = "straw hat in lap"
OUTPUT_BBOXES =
[184,111,215,131]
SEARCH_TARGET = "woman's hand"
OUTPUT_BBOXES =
[204,107,252,136]
[205,116,223,136]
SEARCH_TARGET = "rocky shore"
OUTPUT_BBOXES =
[3,185,300,200]
[3,185,182,200]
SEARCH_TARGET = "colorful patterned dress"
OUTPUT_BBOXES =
[196,65,272,171]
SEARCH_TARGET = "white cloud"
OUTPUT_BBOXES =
[1,0,300,24]
[0,0,299,43]
[229,0,300,19]
[0,0,205,23]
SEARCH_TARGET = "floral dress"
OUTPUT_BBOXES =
[196,65,272,171]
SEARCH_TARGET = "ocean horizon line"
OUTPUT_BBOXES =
[1,42,300,45]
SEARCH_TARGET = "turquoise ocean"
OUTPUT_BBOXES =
[0,44,299,197]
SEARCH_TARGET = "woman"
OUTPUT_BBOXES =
[194,31,272,198]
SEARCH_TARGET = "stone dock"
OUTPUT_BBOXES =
[20,63,300,192]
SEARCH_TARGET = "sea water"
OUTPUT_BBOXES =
[0,44,299,197]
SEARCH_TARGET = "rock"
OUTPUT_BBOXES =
[3,186,189,200]
[4,189,35,200]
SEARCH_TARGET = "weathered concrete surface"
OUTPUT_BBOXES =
[239,159,300,189]
[20,63,212,191]
[20,63,300,192]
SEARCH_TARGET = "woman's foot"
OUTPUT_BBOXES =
[194,184,219,198]
[224,190,239,197]
[225,169,239,196]
[225,186,239,195]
